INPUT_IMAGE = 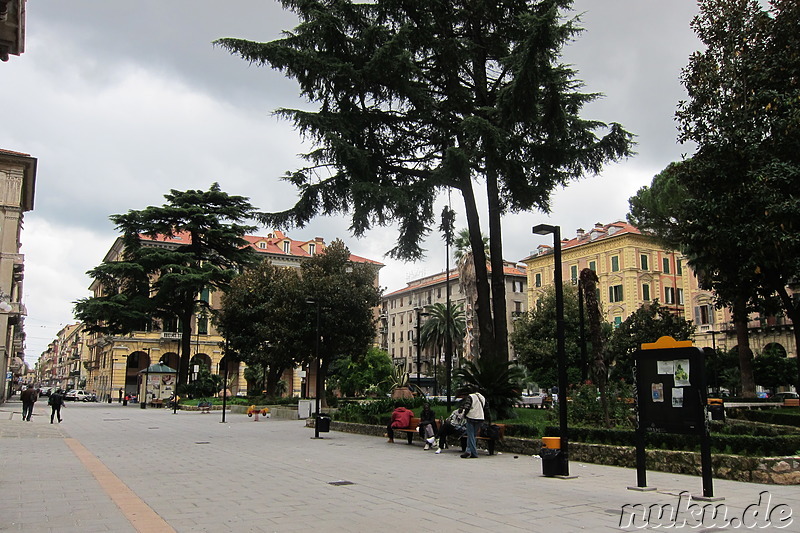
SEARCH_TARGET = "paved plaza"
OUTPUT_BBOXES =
[1,398,799,532]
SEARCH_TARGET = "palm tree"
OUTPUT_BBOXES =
[454,229,488,360]
[454,358,525,421]
[420,302,467,364]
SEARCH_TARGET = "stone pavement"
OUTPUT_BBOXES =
[1,398,799,532]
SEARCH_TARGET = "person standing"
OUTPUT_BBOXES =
[458,389,486,459]
[49,389,65,424]
[20,385,38,421]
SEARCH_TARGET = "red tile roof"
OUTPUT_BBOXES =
[385,263,526,297]
[139,230,383,266]
[522,220,644,261]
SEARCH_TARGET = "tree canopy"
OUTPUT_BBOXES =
[629,0,800,391]
[74,184,259,386]
[216,0,633,363]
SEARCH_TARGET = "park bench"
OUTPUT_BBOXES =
[151,398,163,408]
[784,398,800,407]
[390,417,442,445]
[198,400,213,413]
[460,423,506,456]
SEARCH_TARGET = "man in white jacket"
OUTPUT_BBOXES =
[458,389,486,458]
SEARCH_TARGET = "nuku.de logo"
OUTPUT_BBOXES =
[618,491,793,529]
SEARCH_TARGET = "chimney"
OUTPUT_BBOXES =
[595,222,604,229]
[576,228,585,239]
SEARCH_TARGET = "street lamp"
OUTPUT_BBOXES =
[533,223,570,476]
[306,298,323,439]
[107,358,117,404]
[414,307,430,392]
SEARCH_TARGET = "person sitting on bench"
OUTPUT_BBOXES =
[386,403,413,443]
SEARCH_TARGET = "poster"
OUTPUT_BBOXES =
[674,359,690,386]
[672,387,684,408]
[657,360,674,375]
[652,383,664,403]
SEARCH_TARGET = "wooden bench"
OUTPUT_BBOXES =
[198,401,213,413]
[151,398,163,408]
[460,423,506,456]
[784,398,800,407]
[390,417,422,444]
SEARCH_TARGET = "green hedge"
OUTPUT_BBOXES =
[730,409,800,427]
[544,425,800,456]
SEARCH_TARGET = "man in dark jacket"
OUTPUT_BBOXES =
[49,389,65,424]
[20,385,38,421]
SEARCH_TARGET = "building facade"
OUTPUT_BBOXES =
[74,230,382,401]
[0,149,35,402]
[381,261,527,391]
[522,220,796,363]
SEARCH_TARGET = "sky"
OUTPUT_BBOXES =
[1,0,702,365]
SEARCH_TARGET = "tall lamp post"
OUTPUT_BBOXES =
[307,298,323,439]
[414,307,430,392]
[107,358,117,404]
[533,223,570,476]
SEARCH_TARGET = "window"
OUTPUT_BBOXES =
[640,254,649,271]
[283,241,290,253]
[258,241,267,249]
[695,304,714,325]
[665,286,675,304]
[400,347,404,357]
[437,288,441,298]
[676,259,683,276]
[391,316,395,326]
[642,284,650,301]
[308,243,316,256]
[198,317,208,334]
[512,280,523,293]
[677,288,684,305]
[609,285,624,302]
[535,273,542,287]
[514,301,523,313]
[400,314,404,325]
[589,260,597,272]
[391,332,395,342]
[611,256,620,272]
[614,316,623,328]
[662,257,670,274]
[570,265,578,283]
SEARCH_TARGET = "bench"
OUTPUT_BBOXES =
[389,417,442,445]
[151,399,163,408]
[784,399,800,407]
[460,423,506,456]
[198,401,212,413]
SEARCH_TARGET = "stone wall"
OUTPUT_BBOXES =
[324,421,800,485]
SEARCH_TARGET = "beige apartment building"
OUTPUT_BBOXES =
[381,261,527,391]
[522,220,796,361]
[0,149,35,402]
[77,230,382,402]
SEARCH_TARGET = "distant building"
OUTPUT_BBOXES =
[75,230,381,402]
[0,148,35,402]
[381,261,527,392]
[0,0,27,62]
[521,220,796,364]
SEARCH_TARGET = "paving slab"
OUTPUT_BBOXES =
[2,398,799,532]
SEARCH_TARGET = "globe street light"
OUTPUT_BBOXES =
[533,223,570,476]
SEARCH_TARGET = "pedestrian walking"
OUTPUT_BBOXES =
[458,388,486,459]
[49,389,65,424]
[20,385,38,421]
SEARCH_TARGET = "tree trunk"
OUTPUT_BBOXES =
[486,166,509,363]
[460,179,496,361]
[178,312,193,388]
[732,295,756,397]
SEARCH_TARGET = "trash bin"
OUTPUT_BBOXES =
[316,413,331,433]
[708,398,725,421]
[540,447,563,477]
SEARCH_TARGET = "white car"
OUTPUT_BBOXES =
[65,389,94,402]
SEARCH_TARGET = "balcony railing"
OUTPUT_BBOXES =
[161,332,181,340]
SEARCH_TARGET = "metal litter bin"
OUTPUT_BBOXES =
[316,413,331,433]
[708,398,725,421]
[540,436,566,477]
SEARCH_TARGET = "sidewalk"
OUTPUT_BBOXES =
[1,398,799,532]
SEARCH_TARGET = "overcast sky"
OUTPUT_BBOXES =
[1,0,701,365]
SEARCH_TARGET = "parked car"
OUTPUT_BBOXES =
[770,392,799,402]
[38,387,52,397]
[65,389,95,402]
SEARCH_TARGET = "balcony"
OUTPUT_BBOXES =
[161,332,181,340]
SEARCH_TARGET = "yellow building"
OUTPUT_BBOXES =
[521,220,796,364]
[79,230,381,402]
